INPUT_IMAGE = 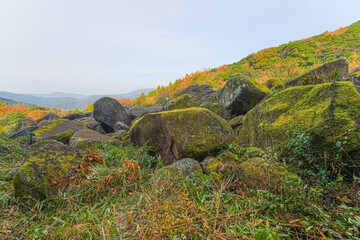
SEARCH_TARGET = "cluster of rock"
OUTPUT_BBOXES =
[9,58,360,199]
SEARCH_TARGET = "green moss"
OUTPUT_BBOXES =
[14,145,82,199]
[217,76,271,115]
[34,119,68,136]
[240,158,299,182]
[239,81,360,174]
[200,102,230,120]
[350,71,360,78]
[53,130,75,144]
[200,157,223,176]
[265,79,285,91]
[130,107,234,164]
[161,108,233,159]
[0,112,26,135]
[217,151,236,163]
[163,94,199,111]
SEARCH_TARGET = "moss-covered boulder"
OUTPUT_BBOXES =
[265,79,285,91]
[93,97,131,133]
[130,107,234,165]
[200,102,230,120]
[217,151,236,163]
[217,76,271,116]
[36,112,60,124]
[239,81,360,175]
[178,84,217,103]
[239,147,265,159]
[240,158,299,182]
[13,143,83,199]
[228,115,244,135]
[161,158,203,178]
[33,119,89,144]
[69,129,119,149]
[286,59,349,87]
[78,117,106,134]
[200,157,223,176]
[162,94,199,111]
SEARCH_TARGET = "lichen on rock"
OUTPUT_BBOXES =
[130,107,234,165]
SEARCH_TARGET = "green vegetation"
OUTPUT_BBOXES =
[1,135,360,239]
[134,21,360,106]
[0,112,26,134]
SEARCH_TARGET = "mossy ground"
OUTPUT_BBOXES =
[1,135,360,239]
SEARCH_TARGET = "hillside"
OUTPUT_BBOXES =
[0,97,35,108]
[133,20,360,106]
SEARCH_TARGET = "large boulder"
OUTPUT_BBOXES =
[114,121,130,131]
[36,112,60,124]
[200,102,230,120]
[93,97,131,133]
[13,142,83,199]
[7,117,36,136]
[178,84,216,103]
[162,94,199,111]
[128,106,148,120]
[217,76,271,116]
[286,58,349,87]
[78,117,106,134]
[161,158,203,178]
[69,129,119,149]
[239,81,360,175]
[33,119,89,144]
[130,107,234,165]
[63,112,87,120]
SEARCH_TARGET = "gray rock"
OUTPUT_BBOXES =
[36,112,60,124]
[128,106,147,119]
[165,158,203,178]
[63,113,86,120]
[145,106,162,114]
[286,58,349,87]
[93,97,131,133]
[178,84,216,103]
[10,126,38,139]
[70,129,119,148]
[8,117,36,135]
[37,120,55,128]
[129,108,234,165]
[114,121,130,131]
[78,117,106,134]
[217,75,271,116]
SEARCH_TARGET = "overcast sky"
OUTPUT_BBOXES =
[1,0,359,95]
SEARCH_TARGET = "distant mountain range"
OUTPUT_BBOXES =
[0,89,154,110]
[0,97,35,108]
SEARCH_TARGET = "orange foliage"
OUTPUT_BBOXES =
[115,98,133,106]
[217,65,228,72]
[323,26,348,36]
[0,105,28,115]
[27,110,49,120]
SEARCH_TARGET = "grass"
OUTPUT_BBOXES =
[1,135,360,239]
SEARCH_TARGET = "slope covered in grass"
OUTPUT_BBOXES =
[133,21,360,106]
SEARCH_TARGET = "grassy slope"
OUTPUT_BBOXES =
[134,21,360,106]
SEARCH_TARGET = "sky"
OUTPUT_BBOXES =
[1,0,360,95]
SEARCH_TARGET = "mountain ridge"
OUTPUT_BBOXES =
[132,20,360,106]
[0,88,154,110]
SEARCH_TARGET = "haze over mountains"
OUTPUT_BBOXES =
[0,89,153,110]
